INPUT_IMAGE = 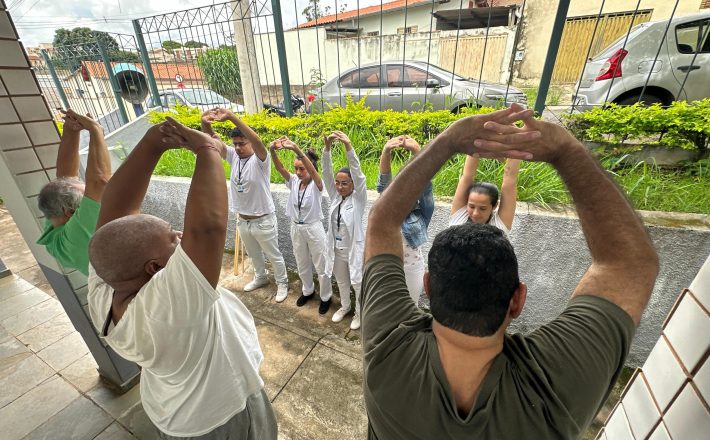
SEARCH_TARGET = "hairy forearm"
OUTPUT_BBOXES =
[96,140,164,228]
[84,127,112,198]
[555,144,657,267]
[184,150,228,236]
[379,150,392,174]
[56,130,81,178]
[201,121,216,137]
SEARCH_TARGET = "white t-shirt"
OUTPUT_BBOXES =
[87,245,264,437]
[286,175,323,224]
[226,148,275,216]
[448,206,511,234]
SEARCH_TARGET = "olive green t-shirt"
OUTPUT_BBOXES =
[36,196,100,276]
[361,254,635,440]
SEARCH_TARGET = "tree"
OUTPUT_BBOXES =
[197,46,242,101]
[162,40,182,53]
[52,27,139,72]
[302,0,333,21]
[184,40,208,48]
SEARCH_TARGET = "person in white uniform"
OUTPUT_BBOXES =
[201,108,288,301]
[86,118,276,439]
[376,135,434,306]
[322,131,367,330]
[271,135,333,314]
[449,154,520,233]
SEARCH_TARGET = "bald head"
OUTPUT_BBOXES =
[89,214,178,287]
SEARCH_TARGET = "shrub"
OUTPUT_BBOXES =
[565,100,710,159]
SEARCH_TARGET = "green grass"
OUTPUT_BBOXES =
[153,137,710,214]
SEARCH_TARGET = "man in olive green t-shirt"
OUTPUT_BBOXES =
[36,111,111,276]
[362,105,659,439]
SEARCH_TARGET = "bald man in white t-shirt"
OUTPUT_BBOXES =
[201,108,289,301]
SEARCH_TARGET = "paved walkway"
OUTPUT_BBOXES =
[0,206,366,440]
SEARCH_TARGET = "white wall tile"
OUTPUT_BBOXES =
[0,96,18,122]
[24,121,59,145]
[647,422,671,440]
[595,429,607,440]
[0,41,28,68]
[0,11,15,39]
[642,338,687,411]
[0,77,6,95]
[33,143,58,169]
[0,123,31,150]
[689,255,710,309]
[11,96,51,122]
[2,148,40,174]
[663,383,710,439]
[695,360,709,405]
[0,69,39,95]
[604,405,634,440]
[622,376,661,440]
[26,195,44,219]
[664,294,710,373]
[14,170,48,196]
[45,167,56,180]
[66,269,87,290]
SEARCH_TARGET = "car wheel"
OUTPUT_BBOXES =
[616,94,665,106]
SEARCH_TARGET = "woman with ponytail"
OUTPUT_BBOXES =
[271,136,332,311]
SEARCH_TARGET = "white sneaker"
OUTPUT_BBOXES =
[275,284,288,303]
[350,313,361,330]
[244,277,269,292]
[331,307,351,323]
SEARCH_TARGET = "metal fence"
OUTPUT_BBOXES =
[32,0,710,129]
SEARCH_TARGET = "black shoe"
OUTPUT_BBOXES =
[296,294,313,307]
[319,299,331,315]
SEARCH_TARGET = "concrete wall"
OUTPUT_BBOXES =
[514,0,706,84]
[140,176,710,367]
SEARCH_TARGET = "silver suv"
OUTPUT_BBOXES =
[573,12,710,109]
[309,60,527,113]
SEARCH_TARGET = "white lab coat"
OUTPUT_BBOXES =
[322,149,367,285]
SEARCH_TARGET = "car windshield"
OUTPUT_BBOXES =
[409,62,465,81]
[180,89,230,105]
[592,23,649,60]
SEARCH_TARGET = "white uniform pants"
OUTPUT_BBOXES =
[290,222,332,301]
[403,243,425,306]
[332,247,361,313]
[237,213,288,285]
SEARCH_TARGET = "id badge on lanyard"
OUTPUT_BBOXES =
[237,181,245,193]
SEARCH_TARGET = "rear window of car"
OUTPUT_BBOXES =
[592,23,648,60]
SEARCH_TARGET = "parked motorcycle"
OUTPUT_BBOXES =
[263,95,306,116]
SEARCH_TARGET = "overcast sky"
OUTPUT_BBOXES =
[9,0,386,47]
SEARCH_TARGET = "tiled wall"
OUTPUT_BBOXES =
[0,3,85,287]
[599,255,710,439]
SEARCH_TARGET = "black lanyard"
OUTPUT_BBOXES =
[297,181,311,216]
[237,155,252,182]
[337,196,348,230]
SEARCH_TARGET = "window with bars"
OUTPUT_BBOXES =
[397,26,418,35]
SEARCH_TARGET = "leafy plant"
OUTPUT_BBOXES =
[196,47,242,102]
[566,100,710,159]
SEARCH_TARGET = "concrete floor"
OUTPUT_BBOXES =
[0,206,366,440]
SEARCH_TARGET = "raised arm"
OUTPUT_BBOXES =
[334,131,367,202]
[365,106,537,262]
[269,138,291,182]
[282,137,323,191]
[67,111,111,202]
[213,108,267,161]
[96,123,177,229]
[451,154,479,214]
[377,136,403,194]
[200,109,217,137]
[497,159,520,230]
[478,116,659,325]
[160,118,228,288]
[321,134,338,199]
[55,110,82,178]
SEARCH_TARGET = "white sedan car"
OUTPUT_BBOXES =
[145,88,244,113]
